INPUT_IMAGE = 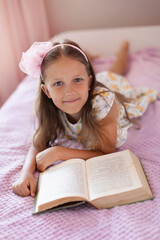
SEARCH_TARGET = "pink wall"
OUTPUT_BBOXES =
[46,0,160,35]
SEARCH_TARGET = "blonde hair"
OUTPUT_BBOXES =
[33,40,137,151]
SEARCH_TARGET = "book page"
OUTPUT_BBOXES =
[86,151,142,201]
[36,159,89,208]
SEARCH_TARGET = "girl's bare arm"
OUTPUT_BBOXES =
[20,144,38,173]
[12,144,38,197]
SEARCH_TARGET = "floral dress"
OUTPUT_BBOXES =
[58,71,158,149]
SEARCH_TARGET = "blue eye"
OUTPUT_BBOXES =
[54,81,63,87]
[74,78,83,83]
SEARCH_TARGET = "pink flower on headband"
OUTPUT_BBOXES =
[19,41,53,78]
[19,41,89,79]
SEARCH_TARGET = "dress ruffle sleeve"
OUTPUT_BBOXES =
[92,87,115,120]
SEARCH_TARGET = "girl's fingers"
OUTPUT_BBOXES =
[20,183,31,196]
[30,179,36,197]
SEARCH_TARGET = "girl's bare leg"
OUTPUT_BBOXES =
[109,41,129,75]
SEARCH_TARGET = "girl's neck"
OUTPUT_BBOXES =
[66,113,80,124]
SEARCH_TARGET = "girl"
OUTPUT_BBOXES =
[12,40,158,197]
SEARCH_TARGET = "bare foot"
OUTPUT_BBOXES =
[109,41,129,75]
[118,41,129,54]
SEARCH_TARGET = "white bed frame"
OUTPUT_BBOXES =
[51,25,160,56]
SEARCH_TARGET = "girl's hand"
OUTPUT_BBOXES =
[12,171,36,197]
[36,147,59,172]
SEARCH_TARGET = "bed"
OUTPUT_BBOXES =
[1,25,160,240]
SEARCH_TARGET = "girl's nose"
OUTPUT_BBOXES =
[65,83,75,95]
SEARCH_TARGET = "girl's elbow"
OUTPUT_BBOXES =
[107,146,116,154]
[101,143,116,154]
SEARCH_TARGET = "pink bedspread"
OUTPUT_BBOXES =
[0,48,160,240]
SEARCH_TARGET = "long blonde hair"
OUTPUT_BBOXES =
[33,40,137,151]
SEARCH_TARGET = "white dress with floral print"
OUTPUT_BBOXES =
[59,71,158,149]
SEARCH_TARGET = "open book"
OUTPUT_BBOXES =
[33,150,153,214]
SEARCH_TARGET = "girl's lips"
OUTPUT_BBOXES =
[63,98,80,103]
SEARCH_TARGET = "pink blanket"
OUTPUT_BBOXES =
[0,48,160,240]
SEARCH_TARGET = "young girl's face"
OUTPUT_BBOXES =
[41,56,92,122]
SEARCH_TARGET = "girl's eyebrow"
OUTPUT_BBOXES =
[52,74,83,81]
[52,78,63,81]
[73,74,83,77]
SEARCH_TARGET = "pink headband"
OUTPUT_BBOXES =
[19,41,88,78]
